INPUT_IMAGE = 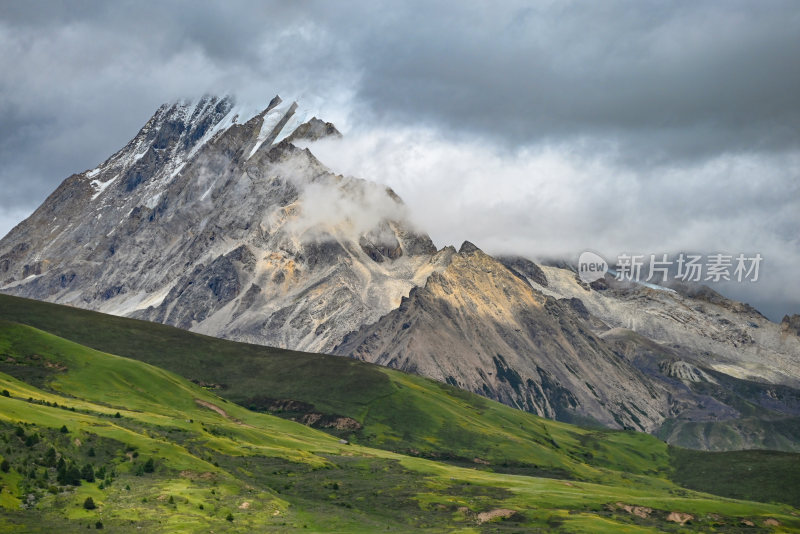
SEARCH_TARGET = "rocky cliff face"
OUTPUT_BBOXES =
[0,95,437,354]
[534,265,800,389]
[1,94,798,449]
[509,263,800,449]
[335,242,670,430]
[332,241,800,441]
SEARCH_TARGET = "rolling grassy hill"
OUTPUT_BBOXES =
[0,294,799,531]
[0,294,669,484]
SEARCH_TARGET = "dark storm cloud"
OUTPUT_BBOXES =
[2,0,799,196]
[346,1,800,164]
[1,0,799,318]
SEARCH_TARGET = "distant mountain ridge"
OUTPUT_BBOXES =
[1,94,798,449]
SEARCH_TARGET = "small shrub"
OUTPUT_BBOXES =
[83,496,96,510]
[1,389,9,397]
[1,459,10,473]
[95,522,103,530]
[113,412,121,419]
[59,425,68,434]
[226,513,233,522]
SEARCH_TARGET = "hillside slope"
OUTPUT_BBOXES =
[1,321,799,532]
[3,295,800,503]
[0,294,666,480]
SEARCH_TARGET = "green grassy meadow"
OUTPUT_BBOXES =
[0,294,798,532]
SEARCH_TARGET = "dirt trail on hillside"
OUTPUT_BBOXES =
[194,399,252,427]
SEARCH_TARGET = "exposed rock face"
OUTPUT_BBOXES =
[335,242,669,430]
[534,266,800,389]
[782,314,800,337]
[497,255,548,287]
[284,117,341,143]
[658,360,718,384]
[0,95,438,354]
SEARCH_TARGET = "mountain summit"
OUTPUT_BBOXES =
[0,95,436,353]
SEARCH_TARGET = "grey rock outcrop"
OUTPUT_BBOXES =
[335,243,669,430]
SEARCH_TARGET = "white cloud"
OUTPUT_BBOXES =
[266,156,411,244]
[306,129,800,319]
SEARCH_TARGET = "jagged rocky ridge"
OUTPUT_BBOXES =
[334,244,800,442]
[1,95,799,448]
[335,242,670,430]
[0,95,438,354]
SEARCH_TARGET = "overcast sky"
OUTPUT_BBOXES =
[1,1,799,320]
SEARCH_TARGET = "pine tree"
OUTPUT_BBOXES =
[83,496,96,510]
[60,464,82,486]
[81,464,95,483]
[44,447,57,467]
[0,459,9,473]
